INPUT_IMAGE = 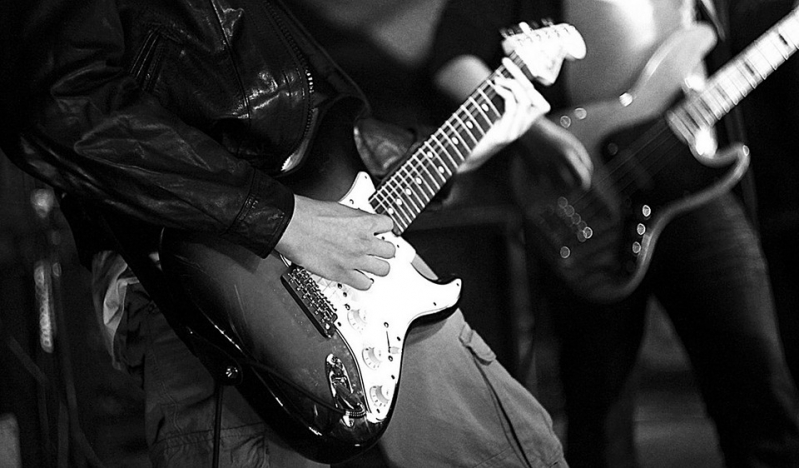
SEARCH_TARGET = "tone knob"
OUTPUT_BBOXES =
[347,307,368,330]
[369,384,394,407]
[362,346,385,369]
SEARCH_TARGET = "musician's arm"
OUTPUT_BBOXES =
[434,54,592,186]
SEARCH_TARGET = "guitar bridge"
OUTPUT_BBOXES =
[281,265,337,338]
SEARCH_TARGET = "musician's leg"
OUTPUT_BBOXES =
[653,194,799,467]
[374,309,567,468]
[117,282,325,468]
[544,277,649,468]
[728,0,799,391]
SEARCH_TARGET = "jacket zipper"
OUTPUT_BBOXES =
[263,1,315,146]
[128,29,164,91]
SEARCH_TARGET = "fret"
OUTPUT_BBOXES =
[713,80,735,108]
[435,132,464,172]
[417,141,449,186]
[404,185,427,214]
[464,97,492,137]
[701,88,725,118]
[784,19,799,46]
[764,32,793,62]
[746,46,772,78]
[739,56,765,82]
[389,173,424,216]
[685,100,714,128]
[379,195,412,231]
[694,98,718,123]
[717,71,745,106]
[475,86,502,122]
[393,199,415,229]
[758,45,784,77]
[397,166,427,212]
[404,164,436,200]
[400,159,437,205]
[453,112,480,146]
[377,176,416,220]
[372,171,403,207]
[428,135,457,178]
[496,63,514,80]
[733,58,755,89]
[668,7,799,149]
[443,121,471,161]
[375,169,423,223]
[464,103,489,138]
[753,42,779,75]
[387,198,419,225]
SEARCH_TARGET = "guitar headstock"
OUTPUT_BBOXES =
[500,21,586,86]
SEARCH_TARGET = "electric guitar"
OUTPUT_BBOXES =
[157,23,585,463]
[516,8,799,303]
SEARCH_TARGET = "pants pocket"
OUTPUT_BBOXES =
[459,322,566,468]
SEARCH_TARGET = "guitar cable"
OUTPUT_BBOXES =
[212,380,225,468]
[245,358,347,416]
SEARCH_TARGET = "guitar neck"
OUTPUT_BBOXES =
[668,7,799,141]
[368,55,526,234]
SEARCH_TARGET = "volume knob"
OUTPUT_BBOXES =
[347,307,368,330]
[369,384,394,408]
[362,346,385,369]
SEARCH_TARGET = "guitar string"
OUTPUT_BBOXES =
[370,63,510,233]
[562,120,672,215]
[374,46,552,231]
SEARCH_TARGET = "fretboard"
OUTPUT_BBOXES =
[668,7,799,142]
[368,53,531,234]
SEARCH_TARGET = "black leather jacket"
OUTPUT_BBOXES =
[0,0,371,263]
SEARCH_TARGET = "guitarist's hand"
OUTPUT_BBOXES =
[275,195,396,290]
[461,58,551,173]
[524,118,593,189]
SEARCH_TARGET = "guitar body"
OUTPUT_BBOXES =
[159,107,461,463]
[515,25,750,302]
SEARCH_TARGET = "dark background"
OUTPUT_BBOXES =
[1,1,797,466]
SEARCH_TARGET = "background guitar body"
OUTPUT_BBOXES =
[514,24,750,303]
[559,25,717,161]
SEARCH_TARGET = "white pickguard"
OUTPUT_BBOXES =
[308,172,462,423]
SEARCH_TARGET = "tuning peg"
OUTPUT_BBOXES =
[499,26,514,39]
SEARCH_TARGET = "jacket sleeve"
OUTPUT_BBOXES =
[0,0,293,258]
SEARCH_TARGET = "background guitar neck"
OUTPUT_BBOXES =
[668,7,799,144]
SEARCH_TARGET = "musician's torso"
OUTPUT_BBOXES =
[563,0,697,103]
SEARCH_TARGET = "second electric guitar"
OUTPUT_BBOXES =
[518,8,799,303]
